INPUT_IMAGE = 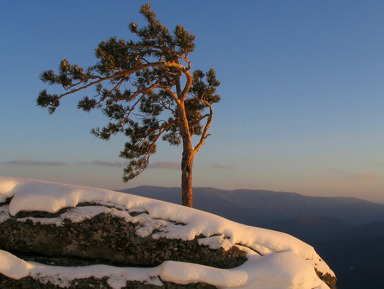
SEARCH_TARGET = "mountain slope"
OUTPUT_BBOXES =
[315,232,384,289]
[120,186,384,228]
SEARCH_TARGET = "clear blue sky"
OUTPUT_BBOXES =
[1,0,384,203]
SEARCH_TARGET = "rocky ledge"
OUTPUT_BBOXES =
[0,176,337,289]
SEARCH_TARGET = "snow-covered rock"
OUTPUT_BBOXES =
[0,176,336,289]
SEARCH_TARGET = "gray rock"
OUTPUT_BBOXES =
[0,203,246,269]
[0,199,245,288]
[0,195,336,289]
[0,275,217,289]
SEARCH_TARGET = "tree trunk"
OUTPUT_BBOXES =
[181,146,194,207]
[176,99,195,208]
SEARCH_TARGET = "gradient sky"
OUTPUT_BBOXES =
[1,0,384,203]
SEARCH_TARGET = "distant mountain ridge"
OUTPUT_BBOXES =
[121,186,384,230]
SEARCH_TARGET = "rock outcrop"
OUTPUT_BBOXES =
[0,176,337,289]
[1,201,246,269]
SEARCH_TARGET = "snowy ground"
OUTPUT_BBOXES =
[0,176,334,289]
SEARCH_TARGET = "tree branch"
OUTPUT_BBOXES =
[193,99,213,152]
[134,122,173,175]
[55,61,188,102]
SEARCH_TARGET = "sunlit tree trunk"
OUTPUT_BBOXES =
[177,98,195,208]
[181,142,194,207]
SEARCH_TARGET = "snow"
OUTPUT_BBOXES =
[0,176,334,289]
[0,250,163,287]
[1,249,328,289]
[0,250,31,279]
[0,178,17,202]
[161,251,325,289]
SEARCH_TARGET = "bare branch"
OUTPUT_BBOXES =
[179,70,193,101]
[194,99,213,152]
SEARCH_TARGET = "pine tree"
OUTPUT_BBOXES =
[37,3,220,207]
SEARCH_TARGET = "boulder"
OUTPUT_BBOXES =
[0,176,337,289]
[0,202,246,269]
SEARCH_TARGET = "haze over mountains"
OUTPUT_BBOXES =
[121,186,384,241]
[121,186,384,289]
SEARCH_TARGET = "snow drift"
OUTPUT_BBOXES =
[0,176,335,289]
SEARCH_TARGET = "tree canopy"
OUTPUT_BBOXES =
[37,3,220,207]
